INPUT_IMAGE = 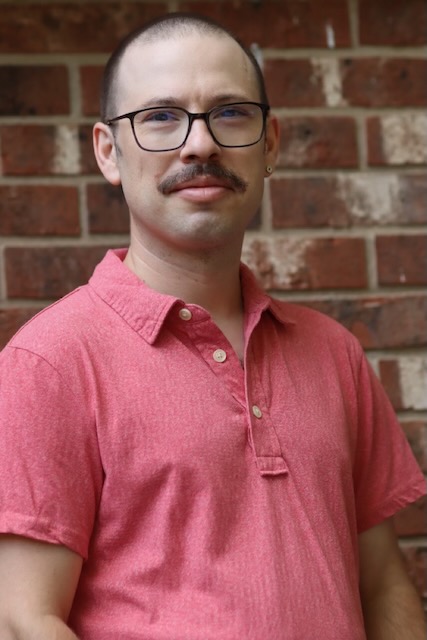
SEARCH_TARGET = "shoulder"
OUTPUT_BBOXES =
[271,297,362,350]
[3,285,99,366]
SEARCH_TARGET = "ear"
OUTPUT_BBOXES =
[93,122,121,186]
[263,113,280,176]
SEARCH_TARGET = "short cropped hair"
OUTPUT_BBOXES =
[100,12,269,122]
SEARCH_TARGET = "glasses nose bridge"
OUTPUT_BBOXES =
[186,110,214,140]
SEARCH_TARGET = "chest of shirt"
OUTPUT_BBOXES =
[88,309,356,491]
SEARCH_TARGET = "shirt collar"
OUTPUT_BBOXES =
[239,263,296,328]
[89,249,295,344]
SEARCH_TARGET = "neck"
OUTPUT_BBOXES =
[124,236,243,321]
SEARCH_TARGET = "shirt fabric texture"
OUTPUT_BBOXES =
[0,249,425,640]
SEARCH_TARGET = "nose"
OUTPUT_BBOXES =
[179,116,220,162]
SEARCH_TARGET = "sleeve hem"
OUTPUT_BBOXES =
[356,479,427,534]
[0,512,89,560]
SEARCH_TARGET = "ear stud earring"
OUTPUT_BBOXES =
[266,165,273,174]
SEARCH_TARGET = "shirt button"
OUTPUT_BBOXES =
[213,349,227,363]
[179,308,192,321]
[252,405,263,419]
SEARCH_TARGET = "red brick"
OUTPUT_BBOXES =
[379,357,427,411]
[277,117,358,169]
[0,186,80,236]
[242,237,367,291]
[366,118,384,166]
[359,0,427,46]
[300,296,427,350]
[400,545,427,600]
[80,66,103,117]
[87,184,129,234]
[271,174,427,230]
[397,175,427,224]
[5,247,111,300]
[402,421,427,473]
[0,308,41,349]
[79,125,100,175]
[394,497,427,537]
[304,238,367,289]
[376,235,427,286]
[0,66,69,116]
[378,360,403,410]
[0,125,98,176]
[264,60,324,108]
[0,4,166,54]
[341,58,427,108]
[367,115,427,166]
[1,126,55,176]
[271,177,347,229]
[180,1,350,48]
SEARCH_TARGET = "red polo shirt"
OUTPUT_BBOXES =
[0,249,424,639]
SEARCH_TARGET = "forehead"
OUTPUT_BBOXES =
[115,32,259,111]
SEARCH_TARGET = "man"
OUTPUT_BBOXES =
[0,12,425,640]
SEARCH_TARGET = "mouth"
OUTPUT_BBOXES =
[169,180,233,204]
[171,176,233,193]
[158,164,248,197]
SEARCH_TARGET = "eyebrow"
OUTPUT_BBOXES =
[139,94,254,110]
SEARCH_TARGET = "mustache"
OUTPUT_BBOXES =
[157,163,248,194]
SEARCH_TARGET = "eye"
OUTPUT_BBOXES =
[137,108,183,124]
[214,104,252,119]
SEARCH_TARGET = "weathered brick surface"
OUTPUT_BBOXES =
[80,66,103,117]
[341,58,427,108]
[301,296,427,350]
[1,125,99,176]
[0,3,166,53]
[0,308,42,349]
[264,60,325,108]
[0,186,80,236]
[271,174,427,229]
[87,184,129,234]
[379,357,427,411]
[359,0,427,46]
[0,66,69,116]
[376,235,427,286]
[267,57,427,109]
[243,236,367,291]
[5,247,112,299]
[179,1,351,48]
[272,177,348,228]
[277,117,357,169]
[79,125,100,175]
[378,360,403,410]
[402,421,427,474]
[367,115,427,166]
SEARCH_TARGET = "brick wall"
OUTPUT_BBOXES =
[0,0,426,609]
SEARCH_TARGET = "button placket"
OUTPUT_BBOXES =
[245,346,288,476]
[172,305,246,405]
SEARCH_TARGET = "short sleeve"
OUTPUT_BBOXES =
[0,346,103,558]
[352,349,426,532]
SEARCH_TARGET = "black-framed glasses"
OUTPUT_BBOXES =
[106,102,270,152]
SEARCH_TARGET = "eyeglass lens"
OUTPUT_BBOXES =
[131,103,265,151]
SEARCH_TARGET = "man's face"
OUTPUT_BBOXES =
[95,31,279,256]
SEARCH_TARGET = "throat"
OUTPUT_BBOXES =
[213,313,245,363]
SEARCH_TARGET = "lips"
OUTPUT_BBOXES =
[157,164,248,195]
[168,176,233,193]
